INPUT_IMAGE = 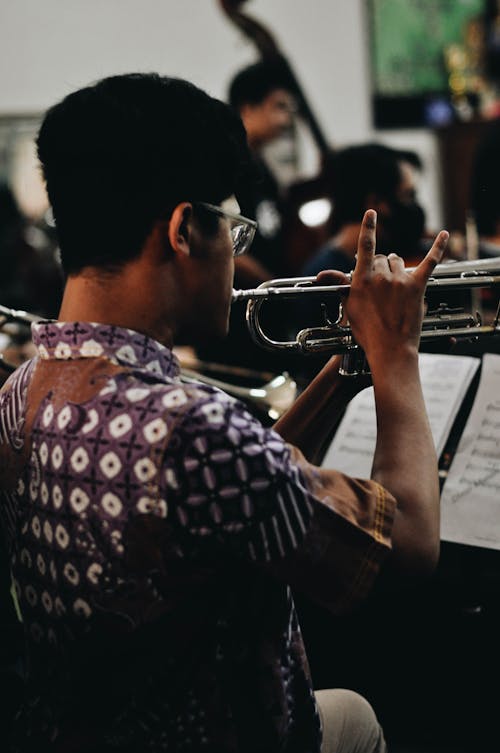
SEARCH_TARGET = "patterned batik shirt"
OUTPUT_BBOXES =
[0,321,396,753]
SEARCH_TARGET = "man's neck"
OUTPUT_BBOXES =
[58,266,175,348]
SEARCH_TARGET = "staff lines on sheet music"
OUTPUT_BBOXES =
[337,445,373,457]
[423,381,461,392]
[424,395,453,405]
[349,416,374,425]
[476,432,500,447]
[348,407,373,416]
[428,412,446,423]
[344,430,376,440]
[449,466,500,503]
[464,460,500,473]
[471,447,500,460]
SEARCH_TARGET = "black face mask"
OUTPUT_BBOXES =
[382,200,426,256]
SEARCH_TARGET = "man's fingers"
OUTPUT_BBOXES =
[412,230,449,285]
[354,210,377,275]
[315,270,351,286]
[387,253,405,273]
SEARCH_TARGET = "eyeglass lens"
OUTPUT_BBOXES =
[231,223,254,256]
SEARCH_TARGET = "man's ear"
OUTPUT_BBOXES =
[168,202,193,256]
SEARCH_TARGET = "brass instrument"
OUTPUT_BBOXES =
[180,368,297,420]
[0,304,39,329]
[232,256,500,375]
[0,305,40,374]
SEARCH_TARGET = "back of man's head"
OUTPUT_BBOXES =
[37,73,251,275]
[228,59,293,111]
[327,143,422,230]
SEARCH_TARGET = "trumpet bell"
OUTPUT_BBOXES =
[179,368,297,421]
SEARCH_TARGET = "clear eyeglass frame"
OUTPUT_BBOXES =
[197,201,257,256]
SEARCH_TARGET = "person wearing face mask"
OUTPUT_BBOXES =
[290,144,427,381]
[302,143,426,287]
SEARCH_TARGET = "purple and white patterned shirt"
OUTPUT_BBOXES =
[0,321,395,752]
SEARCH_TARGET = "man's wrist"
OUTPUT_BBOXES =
[368,344,420,381]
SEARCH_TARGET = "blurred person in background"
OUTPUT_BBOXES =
[302,143,426,288]
[195,59,298,375]
[0,182,63,320]
[294,144,426,381]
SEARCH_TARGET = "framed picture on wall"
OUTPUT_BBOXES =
[367,0,486,128]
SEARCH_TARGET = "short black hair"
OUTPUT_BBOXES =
[470,118,500,235]
[37,73,251,275]
[228,59,294,111]
[324,143,422,229]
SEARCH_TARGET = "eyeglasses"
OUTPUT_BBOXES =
[197,202,257,256]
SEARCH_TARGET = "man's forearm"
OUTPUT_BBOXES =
[274,356,369,464]
[370,354,440,573]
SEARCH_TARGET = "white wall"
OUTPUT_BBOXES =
[0,0,443,229]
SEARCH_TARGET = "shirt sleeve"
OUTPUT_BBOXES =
[163,387,396,614]
[270,445,396,614]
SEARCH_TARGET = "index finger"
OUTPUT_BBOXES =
[411,230,449,286]
[354,209,377,275]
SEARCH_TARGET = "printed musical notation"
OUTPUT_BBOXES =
[441,354,500,550]
[321,353,480,479]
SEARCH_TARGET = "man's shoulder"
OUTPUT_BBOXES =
[0,358,38,408]
[113,373,286,465]
[0,357,37,451]
[113,370,249,427]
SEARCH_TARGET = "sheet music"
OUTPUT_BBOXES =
[321,353,480,479]
[441,353,500,550]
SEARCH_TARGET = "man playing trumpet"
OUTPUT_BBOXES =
[0,73,448,753]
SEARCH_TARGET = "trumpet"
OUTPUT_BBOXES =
[232,256,500,375]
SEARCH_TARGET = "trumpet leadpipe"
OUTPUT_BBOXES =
[232,281,350,302]
[232,256,500,304]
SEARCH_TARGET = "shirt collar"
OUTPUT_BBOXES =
[31,321,180,379]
